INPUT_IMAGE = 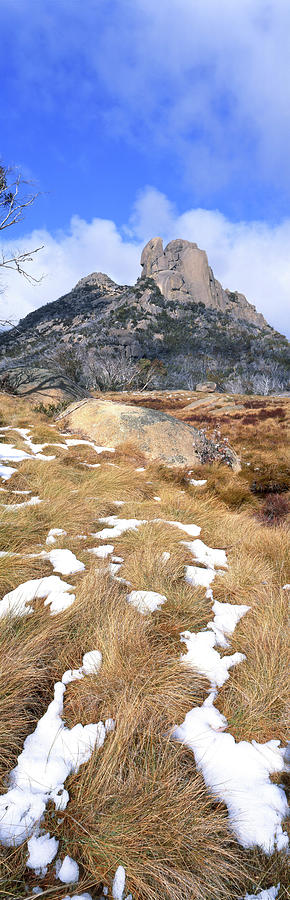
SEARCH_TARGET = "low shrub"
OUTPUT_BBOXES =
[249,464,290,495]
[33,399,69,418]
[258,493,290,525]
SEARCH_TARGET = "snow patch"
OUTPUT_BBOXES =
[155,518,201,537]
[27,833,59,876]
[209,599,250,648]
[0,651,106,874]
[189,478,207,486]
[0,441,32,462]
[46,528,67,545]
[127,590,167,614]
[88,544,114,558]
[242,886,280,900]
[180,629,245,689]
[185,565,216,588]
[173,695,289,854]
[65,439,115,454]
[182,538,228,569]
[57,855,79,884]
[0,464,17,480]
[112,865,126,900]
[2,495,42,510]
[47,549,85,576]
[94,516,146,540]
[0,575,75,618]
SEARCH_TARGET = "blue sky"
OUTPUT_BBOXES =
[1,0,290,335]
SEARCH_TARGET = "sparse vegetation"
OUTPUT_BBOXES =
[34,399,70,417]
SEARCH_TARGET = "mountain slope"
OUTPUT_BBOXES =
[1,238,289,394]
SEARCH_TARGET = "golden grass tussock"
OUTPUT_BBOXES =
[61,737,247,900]
[216,585,290,744]
[61,571,208,730]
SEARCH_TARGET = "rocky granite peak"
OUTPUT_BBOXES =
[74,272,117,292]
[140,237,266,327]
[0,235,288,396]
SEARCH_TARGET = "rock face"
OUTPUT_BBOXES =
[140,237,266,327]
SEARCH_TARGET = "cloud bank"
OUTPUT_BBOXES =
[1,188,289,337]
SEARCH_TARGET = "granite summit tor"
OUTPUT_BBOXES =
[0,236,288,395]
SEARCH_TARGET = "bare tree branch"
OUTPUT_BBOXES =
[0,247,44,282]
[0,162,43,290]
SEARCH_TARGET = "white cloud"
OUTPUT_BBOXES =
[1,187,289,337]
[0,216,142,324]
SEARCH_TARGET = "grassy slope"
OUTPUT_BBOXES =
[0,390,289,899]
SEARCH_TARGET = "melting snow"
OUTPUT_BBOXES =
[185,565,216,588]
[62,895,92,900]
[0,438,55,464]
[209,599,250,648]
[0,465,18,479]
[182,539,228,569]
[112,865,126,900]
[57,855,79,883]
[94,516,147,540]
[242,887,280,900]
[173,694,289,854]
[46,528,67,545]
[65,439,115,454]
[108,562,122,576]
[0,576,75,618]
[0,650,107,875]
[2,495,42,510]
[180,629,245,689]
[27,833,59,875]
[161,551,170,563]
[88,544,114,558]
[180,596,249,687]
[155,519,201,537]
[0,441,32,462]
[47,549,85,576]
[174,589,289,855]
[81,461,101,468]
[127,590,167,614]
[189,478,207,486]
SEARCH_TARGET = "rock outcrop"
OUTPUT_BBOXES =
[140,237,266,327]
[57,398,201,466]
[196,382,217,392]
[57,398,241,469]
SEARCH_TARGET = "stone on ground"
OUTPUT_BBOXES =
[57,398,240,469]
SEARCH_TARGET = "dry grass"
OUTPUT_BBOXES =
[216,585,290,743]
[0,393,289,898]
